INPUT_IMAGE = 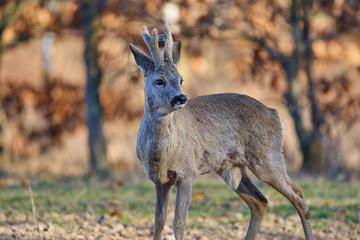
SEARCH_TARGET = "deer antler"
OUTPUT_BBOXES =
[142,23,178,65]
[159,23,174,63]
[142,25,162,64]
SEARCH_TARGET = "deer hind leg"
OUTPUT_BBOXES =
[264,174,313,240]
[216,167,268,240]
[283,175,314,240]
[247,153,314,240]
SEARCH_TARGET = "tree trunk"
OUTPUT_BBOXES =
[80,0,110,178]
[285,0,324,172]
[0,0,21,178]
[301,0,324,172]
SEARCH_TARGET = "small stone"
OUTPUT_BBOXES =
[0,213,6,222]
[38,222,49,232]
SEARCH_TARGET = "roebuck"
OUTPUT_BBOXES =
[129,23,314,240]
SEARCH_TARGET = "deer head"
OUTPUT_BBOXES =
[130,23,186,117]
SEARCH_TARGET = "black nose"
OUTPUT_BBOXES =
[171,94,187,106]
[176,94,187,104]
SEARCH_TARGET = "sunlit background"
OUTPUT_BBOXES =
[0,0,359,180]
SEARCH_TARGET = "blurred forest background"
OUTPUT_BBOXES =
[0,0,359,181]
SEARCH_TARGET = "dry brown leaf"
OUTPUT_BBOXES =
[110,210,123,218]
[192,192,206,201]
[111,181,124,188]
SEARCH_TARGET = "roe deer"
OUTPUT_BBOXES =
[129,23,314,240]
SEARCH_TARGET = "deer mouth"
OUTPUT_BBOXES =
[173,102,186,110]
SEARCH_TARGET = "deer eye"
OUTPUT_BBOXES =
[155,79,164,85]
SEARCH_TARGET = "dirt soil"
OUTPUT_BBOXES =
[0,212,359,240]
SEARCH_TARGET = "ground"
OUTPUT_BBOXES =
[0,176,359,239]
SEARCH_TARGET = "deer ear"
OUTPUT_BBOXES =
[129,43,154,74]
[172,40,181,65]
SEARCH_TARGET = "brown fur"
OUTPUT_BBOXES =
[130,23,314,240]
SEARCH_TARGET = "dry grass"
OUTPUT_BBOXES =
[0,176,359,239]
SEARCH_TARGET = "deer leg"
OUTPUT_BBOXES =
[173,179,192,240]
[216,168,268,240]
[153,184,171,240]
[269,176,313,240]
[250,165,314,240]
[283,176,314,240]
[235,168,268,240]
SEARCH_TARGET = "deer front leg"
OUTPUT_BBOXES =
[173,179,193,240]
[153,184,171,240]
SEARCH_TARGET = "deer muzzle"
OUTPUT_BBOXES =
[171,94,187,108]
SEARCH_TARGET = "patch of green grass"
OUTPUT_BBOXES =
[0,176,359,230]
[51,216,63,226]
[121,214,133,224]
[269,204,296,217]
[222,217,245,225]
[312,220,328,229]
[311,208,335,218]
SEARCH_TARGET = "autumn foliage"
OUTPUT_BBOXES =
[0,0,359,178]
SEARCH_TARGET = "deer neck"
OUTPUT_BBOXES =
[144,109,176,136]
[142,108,187,162]
[143,96,179,123]
[140,110,177,179]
